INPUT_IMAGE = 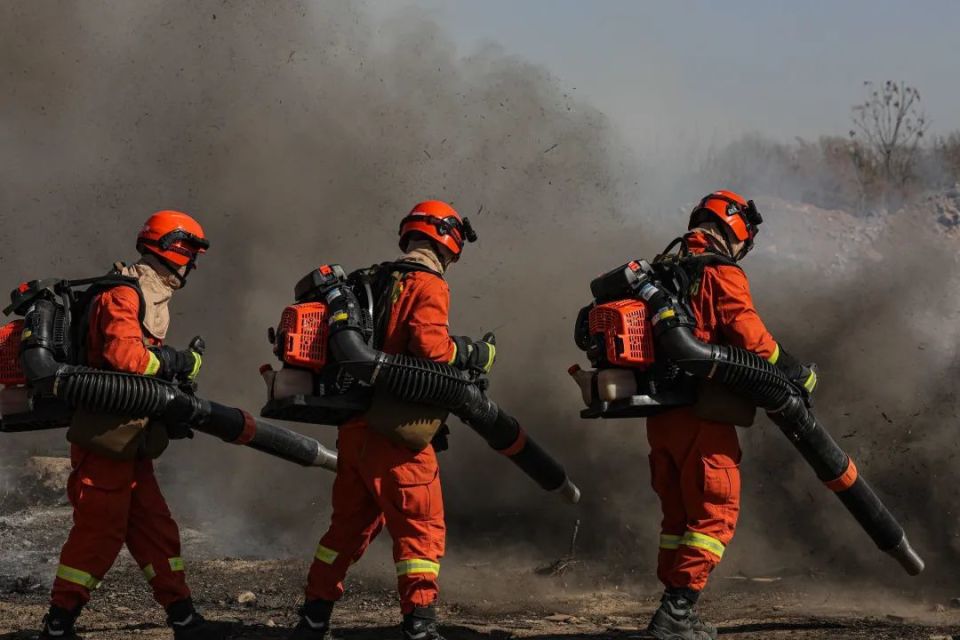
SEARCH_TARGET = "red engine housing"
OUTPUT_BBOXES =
[276,303,330,372]
[588,299,655,369]
[0,320,26,386]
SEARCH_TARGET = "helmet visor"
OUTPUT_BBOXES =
[398,214,475,246]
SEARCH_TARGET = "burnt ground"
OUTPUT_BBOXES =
[2,503,960,640]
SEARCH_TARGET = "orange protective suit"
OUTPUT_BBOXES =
[646,230,778,593]
[51,284,190,612]
[306,267,455,614]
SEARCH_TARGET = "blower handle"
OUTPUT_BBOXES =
[177,335,206,395]
[469,331,496,390]
[169,335,207,439]
[188,335,206,356]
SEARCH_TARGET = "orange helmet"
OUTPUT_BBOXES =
[398,200,477,258]
[136,210,209,272]
[688,190,763,247]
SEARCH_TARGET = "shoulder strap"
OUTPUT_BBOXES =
[676,251,742,304]
[681,252,741,271]
[654,236,686,264]
[665,233,743,280]
[76,274,146,323]
[366,261,443,349]
[390,259,443,278]
[349,262,399,350]
[72,266,147,364]
[651,235,742,318]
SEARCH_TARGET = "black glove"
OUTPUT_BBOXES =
[774,346,818,396]
[148,345,203,383]
[451,332,497,374]
[794,362,818,396]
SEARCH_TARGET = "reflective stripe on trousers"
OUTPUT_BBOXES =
[56,565,102,590]
[314,544,340,565]
[142,557,185,581]
[659,531,726,559]
[396,559,440,577]
[659,534,682,550]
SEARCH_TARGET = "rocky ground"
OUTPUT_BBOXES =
[1,553,959,639]
[1,459,958,640]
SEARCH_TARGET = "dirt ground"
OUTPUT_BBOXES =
[1,560,959,640]
[2,506,959,640]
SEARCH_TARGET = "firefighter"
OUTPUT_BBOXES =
[39,211,222,640]
[646,191,817,640]
[290,200,493,640]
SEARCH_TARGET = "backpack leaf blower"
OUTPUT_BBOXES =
[573,259,923,576]
[0,275,337,471]
[259,264,581,504]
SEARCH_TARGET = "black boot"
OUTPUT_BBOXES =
[401,605,445,640]
[39,606,82,640]
[647,589,713,640]
[688,605,717,640]
[289,599,334,640]
[166,599,225,640]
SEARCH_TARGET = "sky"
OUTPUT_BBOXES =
[368,0,960,157]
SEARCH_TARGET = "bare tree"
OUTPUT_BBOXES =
[849,81,929,200]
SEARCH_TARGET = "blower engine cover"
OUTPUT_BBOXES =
[0,320,26,386]
[260,264,373,426]
[275,302,329,371]
[588,299,655,369]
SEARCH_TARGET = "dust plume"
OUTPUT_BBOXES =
[0,0,639,559]
[2,0,959,599]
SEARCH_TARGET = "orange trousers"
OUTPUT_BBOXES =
[306,426,445,614]
[646,408,741,592]
[51,445,190,611]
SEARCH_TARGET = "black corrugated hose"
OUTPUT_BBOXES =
[19,299,337,470]
[325,286,580,503]
[637,279,923,576]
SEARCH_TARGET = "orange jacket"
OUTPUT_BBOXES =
[685,231,778,361]
[85,286,161,375]
[380,269,457,364]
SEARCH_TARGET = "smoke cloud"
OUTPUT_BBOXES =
[2,0,958,596]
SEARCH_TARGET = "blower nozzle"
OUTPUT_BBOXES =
[634,278,924,576]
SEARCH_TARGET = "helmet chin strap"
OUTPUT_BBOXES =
[733,242,753,262]
[714,223,750,262]
[430,240,457,266]
[695,223,741,260]
[147,252,192,288]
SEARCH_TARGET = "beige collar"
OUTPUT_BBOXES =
[398,241,446,275]
[692,223,741,259]
[120,257,176,340]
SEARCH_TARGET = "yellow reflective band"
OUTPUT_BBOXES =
[767,343,781,365]
[187,352,202,380]
[21,328,33,341]
[803,370,818,393]
[57,564,101,590]
[331,312,349,323]
[314,544,339,565]
[657,309,676,322]
[396,559,440,577]
[483,344,496,372]
[447,343,458,365]
[659,534,682,550]
[169,557,185,572]
[144,351,161,376]
[680,531,726,559]
[142,564,157,581]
